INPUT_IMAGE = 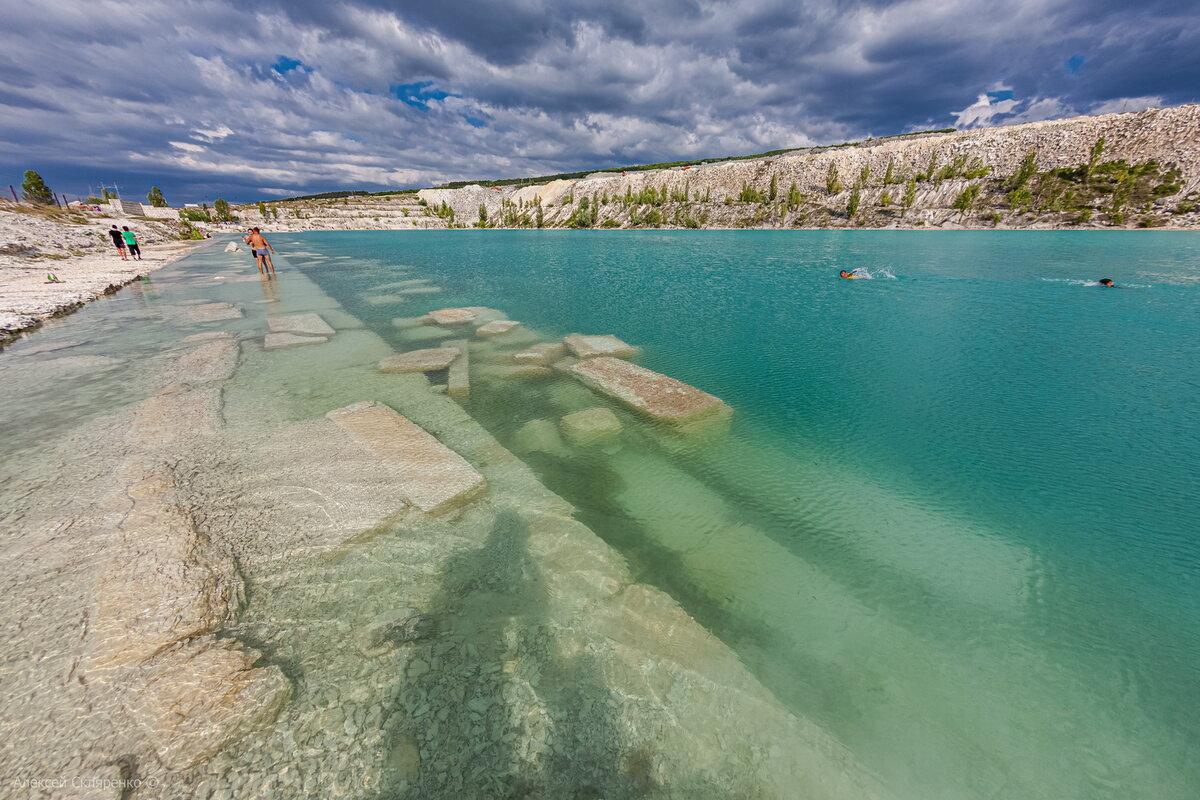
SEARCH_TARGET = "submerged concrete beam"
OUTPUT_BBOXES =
[377,347,459,373]
[326,401,485,514]
[445,339,470,400]
[563,356,728,424]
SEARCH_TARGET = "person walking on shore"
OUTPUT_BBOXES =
[108,225,128,260]
[244,227,276,276]
[121,226,141,260]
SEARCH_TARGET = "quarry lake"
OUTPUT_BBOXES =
[2,229,1198,799]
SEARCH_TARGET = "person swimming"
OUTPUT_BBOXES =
[1098,278,1115,287]
[839,269,858,280]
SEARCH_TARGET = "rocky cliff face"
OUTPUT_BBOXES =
[410,104,1200,230]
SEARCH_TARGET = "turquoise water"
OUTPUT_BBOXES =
[282,230,1200,799]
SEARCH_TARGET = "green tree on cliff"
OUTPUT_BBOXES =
[768,174,778,202]
[478,203,488,227]
[825,164,842,194]
[902,177,917,212]
[213,198,233,221]
[21,170,54,205]
[1085,137,1105,185]
[146,186,168,207]
[257,201,268,218]
[847,185,861,218]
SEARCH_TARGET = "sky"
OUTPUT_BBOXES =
[1,1,1196,205]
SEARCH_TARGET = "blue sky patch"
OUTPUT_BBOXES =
[987,88,1015,102]
[391,81,452,111]
[463,114,487,128]
[1065,54,1085,74]
[272,56,306,75]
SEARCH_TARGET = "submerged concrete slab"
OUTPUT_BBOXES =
[445,339,469,400]
[326,401,485,514]
[267,313,335,337]
[564,357,728,424]
[563,333,638,359]
[174,339,238,384]
[512,342,566,365]
[398,325,456,342]
[476,319,521,337]
[183,331,233,344]
[264,332,328,350]
[377,347,460,373]
[560,407,623,447]
[184,302,243,324]
[511,418,570,457]
[477,364,554,381]
[425,307,478,326]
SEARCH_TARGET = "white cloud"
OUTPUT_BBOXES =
[953,94,1020,127]
[1088,96,1164,115]
[194,125,234,141]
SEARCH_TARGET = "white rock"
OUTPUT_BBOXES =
[224,242,240,252]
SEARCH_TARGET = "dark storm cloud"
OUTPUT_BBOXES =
[0,0,1195,203]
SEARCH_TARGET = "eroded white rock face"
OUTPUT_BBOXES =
[563,333,638,359]
[326,401,486,514]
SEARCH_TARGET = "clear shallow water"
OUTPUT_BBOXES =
[0,231,1196,798]
[281,230,1200,799]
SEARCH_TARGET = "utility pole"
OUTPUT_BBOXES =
[8,185,17,202]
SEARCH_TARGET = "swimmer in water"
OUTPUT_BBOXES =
[839,270,857,280]
[1098,278,1115,287]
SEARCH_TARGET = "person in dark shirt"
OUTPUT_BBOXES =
[108,225,127,261]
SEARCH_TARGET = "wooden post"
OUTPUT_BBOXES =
[8,185,17,202]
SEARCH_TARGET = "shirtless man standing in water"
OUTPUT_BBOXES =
[244,228,277,276]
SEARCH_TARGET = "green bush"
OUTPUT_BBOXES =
[847,186,861,217]
[21,170,54,205]
[952,183,981,212]
[825,164,842,194]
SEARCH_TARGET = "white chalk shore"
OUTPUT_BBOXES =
[0,206,206,342]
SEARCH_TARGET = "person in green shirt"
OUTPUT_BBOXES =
[121,226,141,260]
